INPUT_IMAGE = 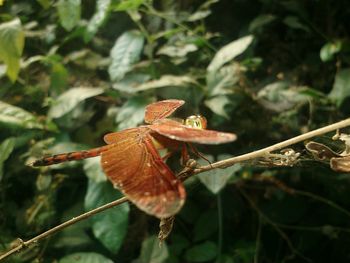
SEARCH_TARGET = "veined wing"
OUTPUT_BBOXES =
[149,119,237,144]
[101,127,186,218]
[144,99,185,124]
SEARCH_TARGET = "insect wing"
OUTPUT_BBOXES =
[101,128,185,218]
[103,127,143,144]
[149,119,237,144]
[144,99,185,124]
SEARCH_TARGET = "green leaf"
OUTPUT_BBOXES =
[328,68,350,107]
[198,160,241,194]
[57,0,81,31]
[59,252,113,263]
[110,0,145,11]
[0,137,15,181]
[157,44,198,58]
[54,200,93,248]
[48,87,104,119]
[249,14,276,32]
[204,96,231,119]
[85,179,129,253]
[84,0,111,42]
[193,210,218,241]
[185,241,217,262]
[138,235,169,263]
[0,18,24,82]
[112,73,151,92]
[83,157,106,183]
[50,60,69,93]
[283,16,310,32]
[37,0,51,9]
[206,63,240,96]
[320,41,342,62]
[116,96,153,130]
[257,82,311,112]
[108,30,144,82]
[187,0,219,22]
[0,101,43,129]
[168,234,190,255]
[113,74,195,93]
[207,35,253,73]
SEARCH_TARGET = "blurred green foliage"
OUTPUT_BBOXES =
[1,0,350,262]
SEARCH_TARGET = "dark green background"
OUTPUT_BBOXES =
[1,0,350,262]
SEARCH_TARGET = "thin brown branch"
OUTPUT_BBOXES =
[193,118,350,174]
[0,197,128,261]
[238,188,312,262]
[1,118,350,261]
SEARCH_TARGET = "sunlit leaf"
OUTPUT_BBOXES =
[0,137,15,181]
[137,235,169,263]
[328,68,350,107]
[257,82,311,112]
[207,35,253,72]
[113,74,195,93]
[110,0,145,11]
[116,96,153,130]
[320,40,342,62]
[0,18,24,82]
[85,179,129,254]
[0,101,43,129]
[108,30,144,82]
[197,154,241,194]
[59,252,113,263]
[204,96,231,119]
[0,64,6,78]
[187,0,219,21]
[57,0,81,31]
[112,73,151,92]
[48,87,104,119]
[83,157,106,183]
[185,241,217,262]
[84,0,111,42]
[206,63,240,96]
[157,44,198,58]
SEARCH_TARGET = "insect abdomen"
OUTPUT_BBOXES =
[30,145,111,167]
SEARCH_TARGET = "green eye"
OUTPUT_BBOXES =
[184,115,207,129]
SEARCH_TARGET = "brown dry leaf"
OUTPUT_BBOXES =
[305,141,339,161]
[330,156,350,172]
[158,216,175,244]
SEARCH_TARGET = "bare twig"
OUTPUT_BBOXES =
[1,118,350,261]
[193,118,350,174]
[0,197,128,261]
[238,188,312,262]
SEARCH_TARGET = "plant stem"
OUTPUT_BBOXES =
[194,118,350,174]
[0,197,128,261]
[217,192,223,263]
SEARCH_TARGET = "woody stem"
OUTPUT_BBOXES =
[193,118,350,174]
